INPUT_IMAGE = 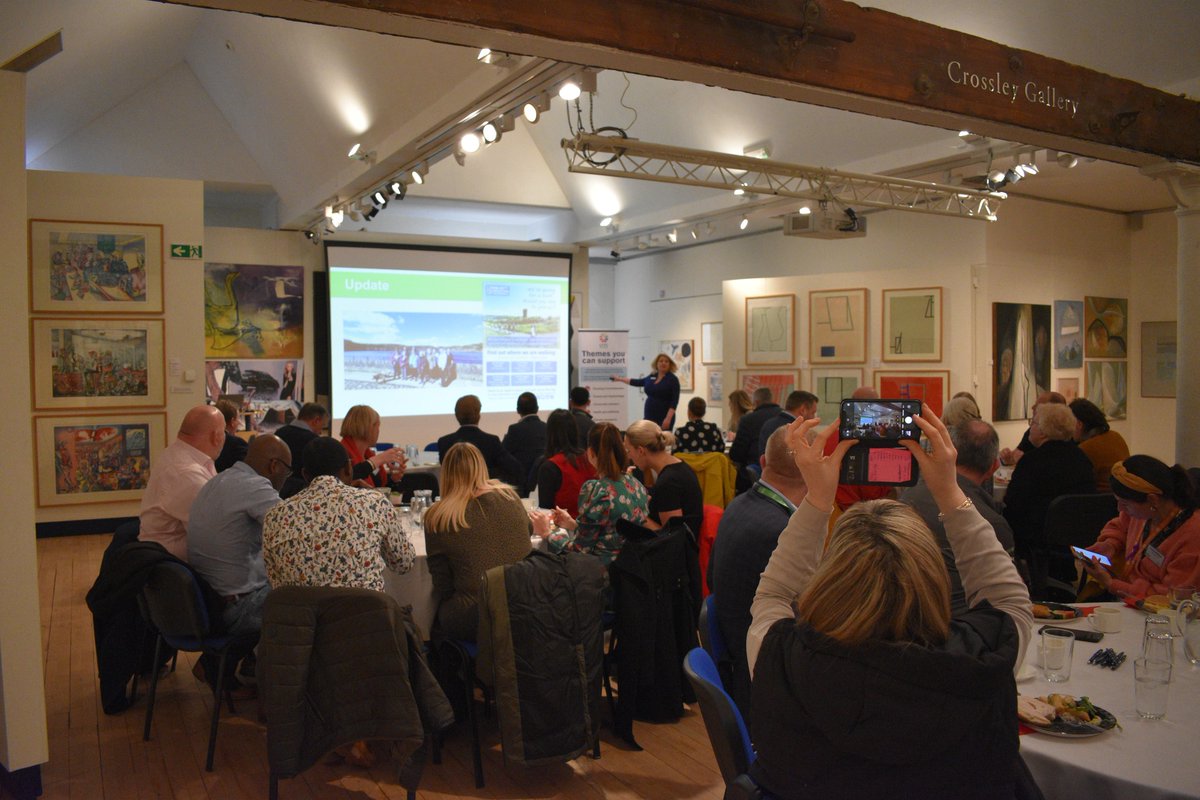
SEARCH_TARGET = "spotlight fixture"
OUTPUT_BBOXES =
[667,229,678,244]
[1055,151,1079,169]
[476,47,517,67]
[739,216,750,231]
[453,150,467,167]
[304,229,316,241]
[599,216,613,228]
[481,122,500,144]
[363,206,379,221]
[690,228,699,240]
[558,81,582,101]
[743,141,771,160]
[733,186,746,197]
[347,143,374,163]
[410,163,428,185]
[388,179,407,199]
[958,130,971,137]
[372,189,388,206]
[460,132,481,153]
[347,143,362,158]
[522,92,552,124]
[798,206,812,215]
[326,205,344,228]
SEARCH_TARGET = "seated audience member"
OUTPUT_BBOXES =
[626,420,703,535]
[674,397,725,453]
[1070,397,1130,492]
[263,437,414,593]
[340,404,407,487]
[901,419,1015,614]
[940,394,982,430]
[757,390,818,457]
[424,443,532,641]
[544,423,649,565]
[276,402,327,472]
[437,394,523,485]
[708,427,807,721]
[139,405,225,560]
[999,391,1066,466]
[726,389,754,436]
[1080,455,1200,600]
[535,409,596,517]
[502,391,548,496]
[569,386,596,447]
[728,387,779,468]
[213,398,248,472]
[1003,402,1095,570]
[747,412,1032,799]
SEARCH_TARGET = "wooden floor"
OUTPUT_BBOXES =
[18,534,723,800]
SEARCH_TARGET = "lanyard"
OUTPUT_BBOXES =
[753,481,795,514]
[1128,507,1193,569]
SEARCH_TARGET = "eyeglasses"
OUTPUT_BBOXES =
[270,457,293,477]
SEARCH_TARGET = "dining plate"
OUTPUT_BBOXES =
[1032,601,1086,623]
[1022,698,1118,738]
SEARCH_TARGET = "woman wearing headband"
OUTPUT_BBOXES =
[1079,455,1200,599]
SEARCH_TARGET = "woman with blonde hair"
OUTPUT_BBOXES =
[747,409,1032,799]
[610,353,680,428]
[424,442,532,641]
[625,419,703,534]
[726,389,754,434]
[339,404,406,487]
[543,423,649,565]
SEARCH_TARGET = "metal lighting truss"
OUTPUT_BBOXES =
[562,133,1005,221]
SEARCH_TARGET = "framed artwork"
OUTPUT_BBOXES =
[1056,377,1080,403]
[205,359,303,404]
[874,370,950,416]
[745,294,795,366]
[810,288,867,364]
[34,412,166,507]
[1086,361,1127,419]
[992,302,1051,421]
[1083,296,1128,358]
[700,321,723,365]
[708,370,723,403]
[1140,321,1176,398]
[1054,300,1084,368]
[660,339,694,392]
[204,263,304,358]
[882,287,942,362]
[29,219,164,314]
[811,368,863,426]
[31,318,165,410]
[738,370,798,403]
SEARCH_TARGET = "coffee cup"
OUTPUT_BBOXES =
[1088,607,1122,633]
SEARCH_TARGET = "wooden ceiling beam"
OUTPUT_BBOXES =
[161,0,1200,167]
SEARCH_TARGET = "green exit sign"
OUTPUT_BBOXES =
[171,244,202,259]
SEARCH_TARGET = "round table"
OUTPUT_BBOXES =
[1018,602,1200,800]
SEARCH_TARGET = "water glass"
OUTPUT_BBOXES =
[1144,614,1173,647]
[1041,628,1074,682]
[1144,630,1173,663]
[1169,585,1197,608]
[1133,657,1171,720]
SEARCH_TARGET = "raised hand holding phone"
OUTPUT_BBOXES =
[899,404,970,517]
[785,417,855,513]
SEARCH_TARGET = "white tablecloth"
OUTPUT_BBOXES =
[382,525,438,638]
[1019,603,1200,800]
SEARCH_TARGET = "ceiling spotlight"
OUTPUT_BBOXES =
[1055,151,1079,169]
[363,206,379,221]
[389,179,407,199]
[482,122,500,143]
[667,229,678,244]
[347,143,361,158]
[326,205,344,228]
[304,229,316,241]
[410,163,427,185]
[599,216,613,228]
[798,206,812,215]
[558,81,581,101]
[1021,162,1039,176]
[347,143,374,163]
[453,150,467,167]
[372,189,388,206]
[690,228,699,240]
[733,186,746,196]
[522,92,552,124]
[743,141,771,160]
[958,130,971,137]
[460,132,481,153]
[477,47,491,62]
[739,216,750,231]
[476,47,516,67]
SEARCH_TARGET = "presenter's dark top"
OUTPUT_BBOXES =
[629,371,680,426]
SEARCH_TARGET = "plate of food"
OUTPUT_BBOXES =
[1018,694,1118,737]
[1032,602,1086,622]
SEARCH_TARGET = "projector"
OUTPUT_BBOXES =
[783,210,867,239]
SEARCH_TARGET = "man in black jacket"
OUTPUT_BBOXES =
[502,392,547,496]
[438,395,524,485]
[275,402,327,497]
[728,387,780,468]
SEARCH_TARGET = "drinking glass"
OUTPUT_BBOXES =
[1144,630,1173,663]
[1041,628,1074,682]
[1133,657,1171,720]
[1144,614,1173,650]
[1169,585,1197,608]
[1179,593,1200,666]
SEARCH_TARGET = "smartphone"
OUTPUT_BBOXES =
[1040,625,1103,643]
[1070,546,1112,567]
[839,444,919,487]
[839,399,922,442]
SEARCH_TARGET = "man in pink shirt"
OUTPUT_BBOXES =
[138,405,225,560]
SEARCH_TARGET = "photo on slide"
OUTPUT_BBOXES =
[342,311,483,391]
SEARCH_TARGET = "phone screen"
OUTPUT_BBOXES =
[1071,546,1112,567]
[867,447,912,483]
[839,399,922,441]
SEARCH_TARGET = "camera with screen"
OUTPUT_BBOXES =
[837,399,921,486]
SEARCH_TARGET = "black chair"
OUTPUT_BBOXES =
[1188,467,1200,493]
[430,638,487,788]
[140,562,249,771]
[683,647,769,800]
[1035,493,1117,600]
[395,471,439,503]
[698,594,734,692]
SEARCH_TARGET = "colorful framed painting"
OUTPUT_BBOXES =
[738,370,798,403]
[811,368,863,426]
[1054,300,1084,369]
[205,359,303,404]
[992,302,1051,421]
[31,318,165,410]
[745,294,795,366]
[34,412,166,507]
[809,288,867,364]
[700,321,723,365]
[1083,296,1128,358]
[882,287,942,362]
[29,219,164,314]
[1086,360,1127,419]
[1140,321,1176,398]
[660,339,694,392]
[874,370,950,416]
[1056,377,1080,403]
[204,263,304,358]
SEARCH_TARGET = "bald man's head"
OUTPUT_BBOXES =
[177,405,225,460]
[760,427,806,505]
[850,386,880,400]
[245,434,292,491]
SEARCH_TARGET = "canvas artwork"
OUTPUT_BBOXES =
[708,370,723,403]
[738,371,798,403]
[1054,300,1084,369]
[1083,296,1128,359]
[810,288,868,364]
[700,321,723,365]
[1056,377,1080,403]
[1086,360,1127,419]
[660,339,695,392]
[35,413,166,507]
[29,219,164,314]
[882,287,941,362]
[204,263,304,358]
[1140,321,1176,398]
[992,302,1051,421]
[31,318,165,410]
[874,370,950,416]
[811,368,863,426]
[745,295,795,365]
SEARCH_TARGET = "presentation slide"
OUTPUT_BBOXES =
[326,243,571,420]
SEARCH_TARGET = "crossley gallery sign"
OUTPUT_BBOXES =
[945,60,1080,118]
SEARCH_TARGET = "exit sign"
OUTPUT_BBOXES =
[171,244,202,259]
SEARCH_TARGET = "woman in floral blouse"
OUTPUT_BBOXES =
[542,422,649,565]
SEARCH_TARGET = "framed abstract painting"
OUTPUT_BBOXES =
[809,288,867,364]
[745,294,795,366]
[882,287,942,362]
[31,318,165,410]
[34,412,167,507]
[874,370,950,416]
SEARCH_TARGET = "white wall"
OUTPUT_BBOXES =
[1128,210,1179,459]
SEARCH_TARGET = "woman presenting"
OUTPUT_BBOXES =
[611,353,680,428]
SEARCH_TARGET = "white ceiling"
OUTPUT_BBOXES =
[4,0,1199,249]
